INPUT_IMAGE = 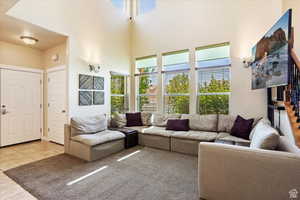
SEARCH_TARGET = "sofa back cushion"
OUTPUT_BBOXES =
[277,136,300,154]
[71,114,107,137]
[141,112,152,126]
[111,113,126,128]
[250,121,279,150]
[181,114,218,132]
[151,113,181,127]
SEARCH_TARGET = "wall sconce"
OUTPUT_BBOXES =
[89,64,101,73]
[243,57,254,68]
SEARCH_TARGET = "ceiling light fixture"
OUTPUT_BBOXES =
[20,36,38,45]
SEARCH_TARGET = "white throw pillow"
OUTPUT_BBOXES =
[249,118,271,140]
[250,121,279,150]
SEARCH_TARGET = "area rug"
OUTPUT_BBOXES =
[4,146,198,200]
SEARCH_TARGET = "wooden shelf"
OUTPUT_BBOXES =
[284,102,300,148]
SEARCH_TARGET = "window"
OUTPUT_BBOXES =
[138,0,156,15]
[135,56,158,112]
[196,43,231,114]
[111,72,129,114]
[111,0,125,9]
[163,50,190,114]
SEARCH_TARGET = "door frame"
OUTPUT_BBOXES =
[46,65,67,143]
[0,64,44,142]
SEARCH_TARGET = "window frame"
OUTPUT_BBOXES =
[110,72,129,114]
[162,50,190,114]
[195,43,231,115]
[135,55,158,112]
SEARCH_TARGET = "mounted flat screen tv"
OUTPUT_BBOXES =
[251,9,292,90]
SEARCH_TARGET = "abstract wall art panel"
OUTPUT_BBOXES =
[94,76,104,90]
[79,91,93,106]
[79,74,93,89]
[93,91,105,105]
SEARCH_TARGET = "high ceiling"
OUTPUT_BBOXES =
[0,0,67,50]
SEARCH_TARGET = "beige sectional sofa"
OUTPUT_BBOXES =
[198,136,300,200]
[112,113,257,155]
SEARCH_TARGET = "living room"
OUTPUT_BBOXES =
[0,0,300,200]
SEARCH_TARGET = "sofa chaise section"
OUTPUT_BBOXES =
[65,115,125,161]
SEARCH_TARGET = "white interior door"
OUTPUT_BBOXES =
[0,69,42,147]
[47,69,67,145]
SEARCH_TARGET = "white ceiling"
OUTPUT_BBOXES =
[0,0,67,50]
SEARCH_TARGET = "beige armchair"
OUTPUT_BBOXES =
[198,137,300,200]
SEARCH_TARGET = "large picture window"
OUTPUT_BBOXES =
[111,73,129,113]
[163,50,190,114]
[135,56,158,112]
[196,43,231,114]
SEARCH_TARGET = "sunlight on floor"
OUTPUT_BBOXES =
[67,166,108,186]
[117,150,141,162]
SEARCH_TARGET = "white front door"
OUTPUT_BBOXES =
[47,69,67,145]
[0,69,42,147]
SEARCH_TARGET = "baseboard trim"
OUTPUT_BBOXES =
[41,136,50,141]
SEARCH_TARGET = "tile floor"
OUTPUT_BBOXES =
[0,140,64,200]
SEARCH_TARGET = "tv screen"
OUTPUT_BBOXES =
[251,9,292,90]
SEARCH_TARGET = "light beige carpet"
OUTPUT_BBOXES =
[5,146,198,200]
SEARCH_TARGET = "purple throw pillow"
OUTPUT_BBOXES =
[166,119,190,131]
[230,115,254,140]
[126,112,143,127]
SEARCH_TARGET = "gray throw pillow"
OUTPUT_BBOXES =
[250,121,279,150]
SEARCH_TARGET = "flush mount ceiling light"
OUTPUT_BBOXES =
[20,36,38,45]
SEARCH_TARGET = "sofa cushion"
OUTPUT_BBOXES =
[141,112,152,126]
[111,113,126,128]
[181,114,218,132]
[216,132,251,144]
[71,130,125,146]
[142,126,174,137]
[124,126,148,133]
[172,130,218,141]
[249,118,271,140]
[126,112,143,127]
[71,115,107,137]
[166,119,190,131]
[250,121,279,150]
[277,136,300,154]
[151,113,181,127]
[230,115,254,140]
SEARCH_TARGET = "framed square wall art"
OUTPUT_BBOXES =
[94,76,104,90]
[79,74,93,89]
[93,91,105,105]
[79,91,93,106]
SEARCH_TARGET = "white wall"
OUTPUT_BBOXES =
[0,40,43,69]
[283,0,300,55]
[7,0,131,118]
[132,0,283,118]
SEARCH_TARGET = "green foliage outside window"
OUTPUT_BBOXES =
[198,75,230,114]
[111,75,127,114]
[165,73,189,114]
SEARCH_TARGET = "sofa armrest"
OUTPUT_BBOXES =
[64,124,71,153]
[198,142,300,200]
